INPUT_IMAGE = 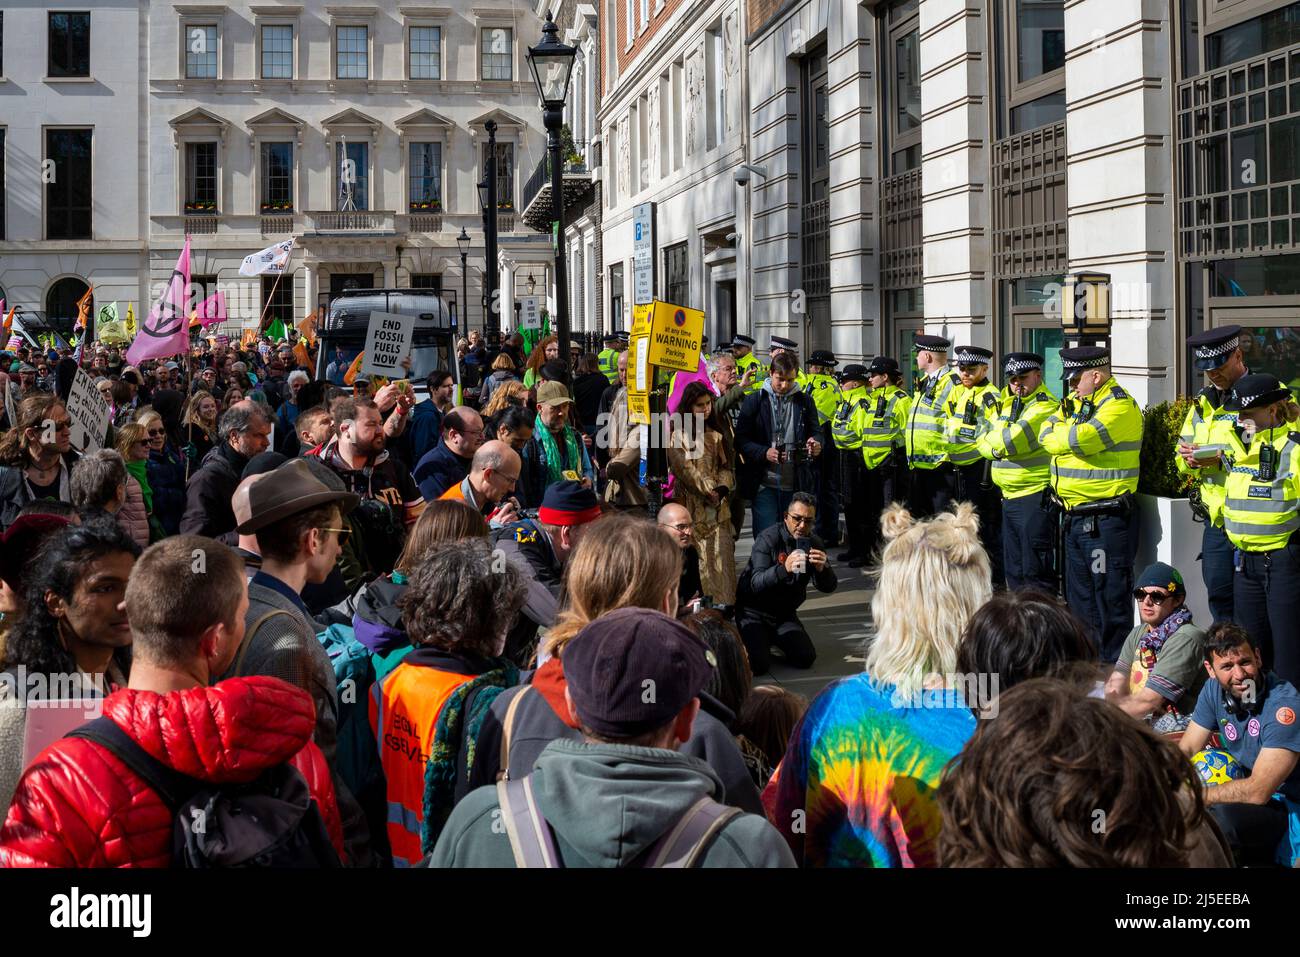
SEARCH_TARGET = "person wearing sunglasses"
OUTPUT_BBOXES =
[0,393,78,531]
[224,459,365,857]
[1104,562,1208,732]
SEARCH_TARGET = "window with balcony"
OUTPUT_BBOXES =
[483,142,514,209]
[409,142,441,211]
[410,26,441,79]
[185,24,217,79]
[49,12,90,78]
[481,27,512,80]
[185,142,218,212]
[260,141,294,211]
[336,25,368,79]
[46,129,92,239]
[261,25,293,79]
[336,141,368,211]
[1000,0,1066,135]
[664,242,688,307]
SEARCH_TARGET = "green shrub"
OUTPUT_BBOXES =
[1139,397,1194,498]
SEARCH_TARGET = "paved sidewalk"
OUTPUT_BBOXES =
[733,528,873,702]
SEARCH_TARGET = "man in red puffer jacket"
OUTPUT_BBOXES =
[0,535,345,868]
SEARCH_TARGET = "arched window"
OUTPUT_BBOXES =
[46,277,91,336]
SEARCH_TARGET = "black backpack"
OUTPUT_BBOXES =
[68,717,342,868]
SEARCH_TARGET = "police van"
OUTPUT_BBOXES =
[311,288,458,401]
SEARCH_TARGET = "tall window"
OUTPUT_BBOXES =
[481,27,512,80]
[49,12,90,78]
[1002,0,1066,134]
[664,242,688,306]
[336,25,368,79]
[260,142,293,210]
[46,129,92,240]
[262,274,295,329]
[410,26,440,79]
[185,24,217,79]
[483,143,514,208]
[185,142,217,211]
[609,263,624,329]
[803,48,830,205]
[887,0,922,173]
[335,141,369,211]
[409,142,442,210]
[1205,1,1300,71]
[261,25,293,79]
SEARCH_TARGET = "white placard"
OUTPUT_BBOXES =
[66,369,111,452]
[633,202,654,306]
[519,296,541,331]
[360,311,415,378]
[634,335,650,393]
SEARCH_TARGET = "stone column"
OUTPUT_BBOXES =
[919,0,991,346]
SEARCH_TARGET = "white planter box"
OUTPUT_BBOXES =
[1134,493,1212,628]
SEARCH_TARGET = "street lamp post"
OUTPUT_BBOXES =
[484,119,500,343]
[527,11,577,362]
[456,227,470,364]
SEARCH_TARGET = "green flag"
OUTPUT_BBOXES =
[266,318,288,342]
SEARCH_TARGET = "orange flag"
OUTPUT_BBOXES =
[75,286,94,330]
[297,310,318,346]
[343,351,365,386]
[1,306,15,338]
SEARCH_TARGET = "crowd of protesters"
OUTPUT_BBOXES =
[0,331,1295,870]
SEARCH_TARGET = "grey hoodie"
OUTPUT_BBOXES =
[428,739,795,868]
[761,377,799,488]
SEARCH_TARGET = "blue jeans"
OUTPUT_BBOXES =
[752,486,794,539]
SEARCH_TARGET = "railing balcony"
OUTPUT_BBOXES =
[303,209,397,234]
[183,213,220,235]
[260,214,296,236]
[408,211,444,232]
[521,139,598,233]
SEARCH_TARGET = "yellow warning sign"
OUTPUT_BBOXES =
[646,301,704,373]
[631,303,653,340]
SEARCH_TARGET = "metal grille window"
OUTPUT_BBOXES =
[664,242,689,306]
[1207,1,1300,70]
[262,273,295,329]
[46,129,92,240]
[881,168,923,288]
[801,47,831,304]
[185,142,217,211]
[410,26,440,79]
[261,141,293,210]
[185,25,217,79]
[481,27,513,80]
[991,121,1068,278]
[49,12,90,78]
[336,26,368,79]
[483,143,514,208]
[1175,37,1300,258]
[409,143,441,210]
[261,25,293,79]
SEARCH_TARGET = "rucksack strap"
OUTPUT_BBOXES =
[234,610,297,676]
[67,717,199,810]
[497,686,532,782]
[496,776,562,868]
[642,797,741,868]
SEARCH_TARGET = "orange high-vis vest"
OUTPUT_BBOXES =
[438,480,468,504]
[369,661,479,867]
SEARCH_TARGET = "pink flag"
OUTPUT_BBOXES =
[667,357,720,415]
[197,291,227,328]
[126,237,192,365]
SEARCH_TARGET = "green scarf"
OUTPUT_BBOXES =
[535,421,582,486]
[125,458,153,514]
[420,661,520,853]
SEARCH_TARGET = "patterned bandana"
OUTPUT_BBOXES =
[1137,605,1193,657]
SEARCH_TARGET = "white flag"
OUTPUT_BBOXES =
[239,238,295,277]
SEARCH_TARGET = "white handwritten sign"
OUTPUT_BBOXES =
[361,311,414,378]
[66,369,111,452]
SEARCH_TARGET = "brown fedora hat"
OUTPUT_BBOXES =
[236,458,360,534]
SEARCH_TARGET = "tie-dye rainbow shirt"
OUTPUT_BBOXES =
[763,673,976,867]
